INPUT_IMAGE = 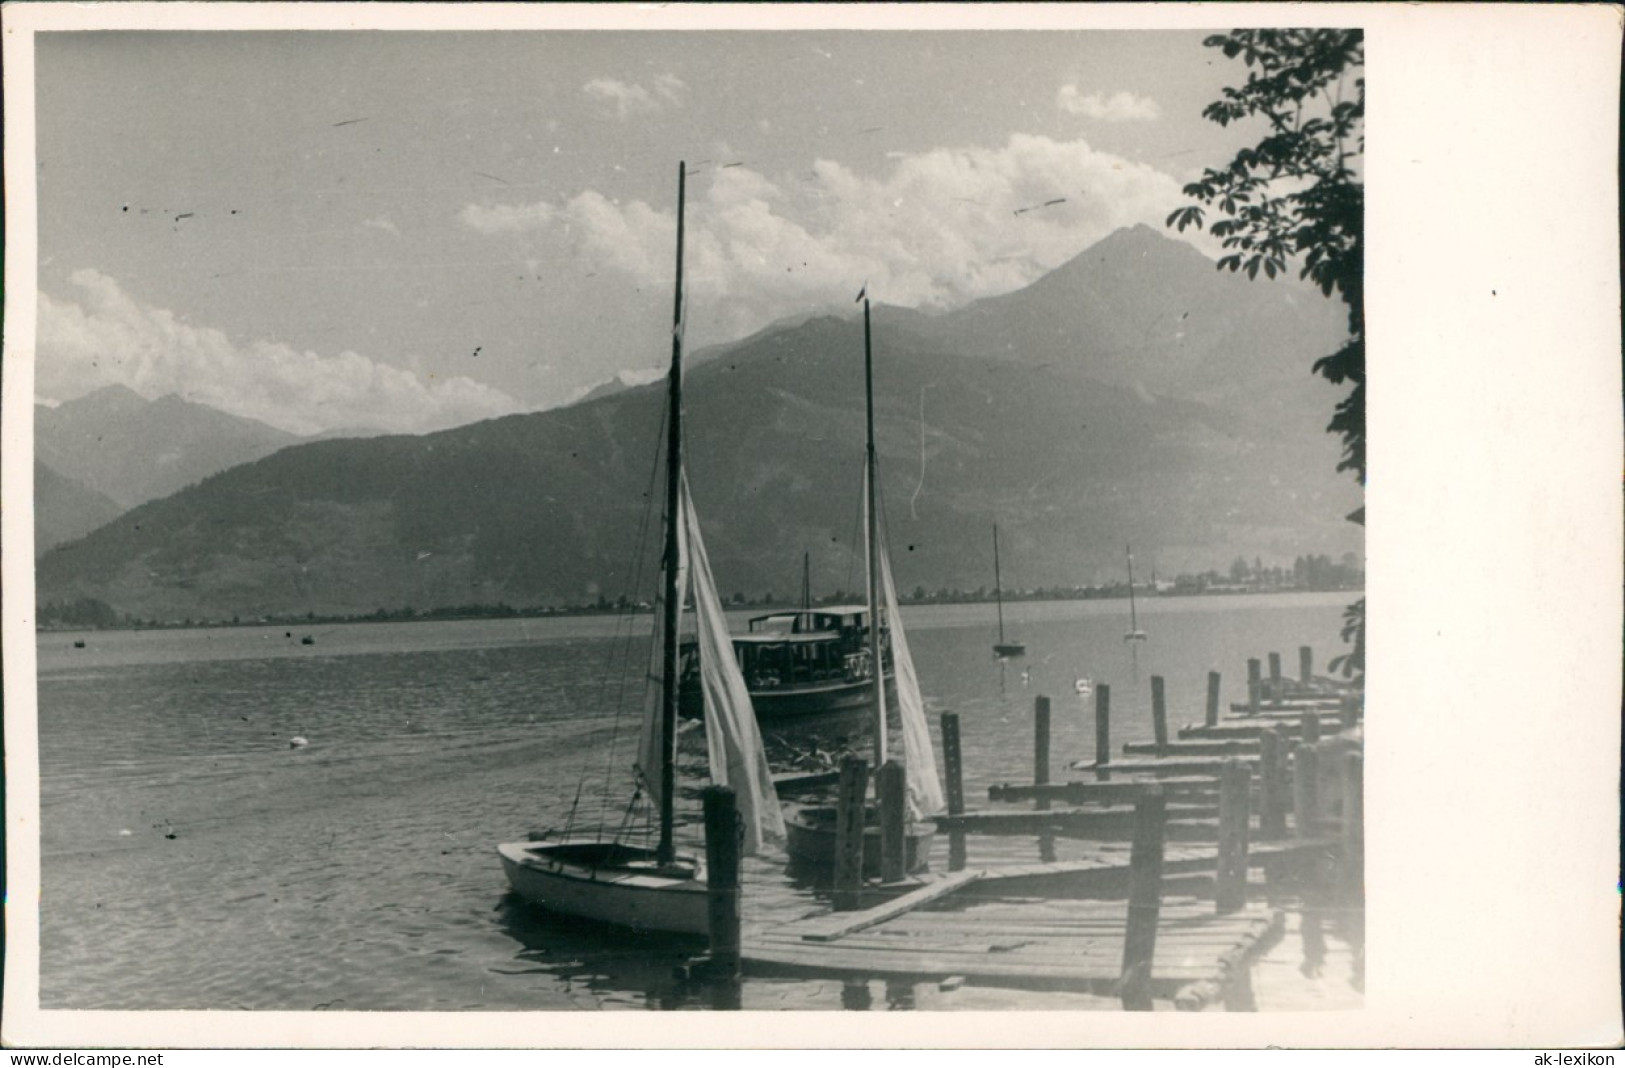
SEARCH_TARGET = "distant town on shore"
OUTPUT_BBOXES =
[38,552,1362,631]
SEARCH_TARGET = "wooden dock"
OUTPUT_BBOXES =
[696,648,1364,1010]
[746,892,1284,1009]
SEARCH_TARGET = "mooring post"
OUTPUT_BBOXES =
[1033,695,1052,807]
[1340,750,1365,906]
[878,759,907,884]
[1205,670,1221,728]
[1267,652,1282,699]
[1150,675,1168,753]
[941,712,967,872]
[1247,659,1261,716]
[1342,749,1366,990]
[1120,787,1167,1011]
[701,785,742,978]
[1217,760,1252,914]
[1094,683,1112,782]
[1034,694,1054,861]
[1302,712,1322,745]
[1259,726,1289,839]
[1292,743,1320,839]
[1299,645,1314,686]
[833,755,869,911]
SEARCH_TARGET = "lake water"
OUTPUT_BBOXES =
[33,592,1354,1011]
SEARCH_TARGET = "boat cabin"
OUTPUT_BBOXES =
[729,631,873,692]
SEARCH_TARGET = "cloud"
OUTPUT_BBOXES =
[456,134,1197,344]
[37,270,523,436]
[582,74,687,120]
[1057,86,1162,122]
[458,201,557,235]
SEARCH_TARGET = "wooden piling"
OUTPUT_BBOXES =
[1094,683,1112,781]
[1299,645,1314,685]
[1247,658,1261,716]
[702,785,742,977]
[834,756,869,911]
[1119,788,1167,1011]
[1302,712,1322,745]
[1205,671,1221,728]
[941,712,967,873]
[1342,749,1366,990]
[1341,750,1364,905]
[1216,761,1252,914]
[1259,727,1289,839]
[1150,676,1168,753]
[1033,696,1052,808]
[1340,694,1361,730]
[878,759,907,885]
[1292,744,1320,839]
[1034,695,1055,862]
[1268,652,1282,693]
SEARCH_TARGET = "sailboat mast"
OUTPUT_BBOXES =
[657,161,686,866]
[994,524,1007,643]
[801,551,811,613]
[1126,545,1138,632]
[862,298,888,770]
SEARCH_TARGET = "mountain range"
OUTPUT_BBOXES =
[35,226,1362,621]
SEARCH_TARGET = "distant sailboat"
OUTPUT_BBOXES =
[991,523,1026,659]
[497,162,783,935]
[1123,545,1148,643]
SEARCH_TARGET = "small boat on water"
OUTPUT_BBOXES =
[498,163,784,936]
[1123,545,1148,643]
[783,294,945,877]
[991,523,1026,659]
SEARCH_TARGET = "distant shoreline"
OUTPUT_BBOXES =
[36,584,1364,634]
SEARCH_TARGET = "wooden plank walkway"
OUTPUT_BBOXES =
[745,894,1285,999]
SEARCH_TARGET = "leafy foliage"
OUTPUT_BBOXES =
[1170,28,1365,680]
[1167,28,1365,487]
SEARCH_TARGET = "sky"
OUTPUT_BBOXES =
[34,28,1270,436]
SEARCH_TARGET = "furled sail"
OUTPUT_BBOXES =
[636,473,784,854]
[680,472,785,853]
[876,502,946,819]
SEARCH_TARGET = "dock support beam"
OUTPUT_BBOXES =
[1034,695,1054,862]
[1259,726,1289,840]
[1340,694,1361,731]
[1094,683,1112,781]
[1119,788,1167,1011]
[834,756,869,911]
[702,785,742,979]
[1268,652,1282,697]
[1216,761,1252,914]
[1302,712,1322,745]
[1292,744,1320,838]
[1150,676,1168,753]
[1033,696,1052,806]
[941,712,966,872]
[1205,671,1221,729]
[1246,659,1262,715]
[878,759,907,885]
[1299,645,1314,686]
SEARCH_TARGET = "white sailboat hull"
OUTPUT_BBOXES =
[497,840,710,937]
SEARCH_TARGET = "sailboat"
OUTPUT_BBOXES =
[782,294,945,875]
[1123,544,1149,643]
[991,523,1026,659]
[497,163,784,936]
